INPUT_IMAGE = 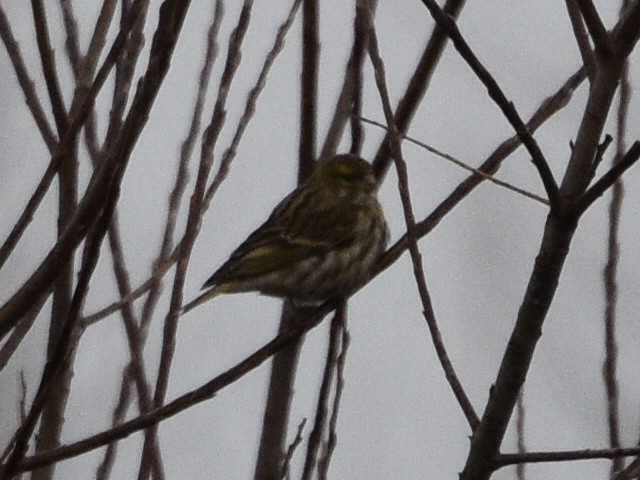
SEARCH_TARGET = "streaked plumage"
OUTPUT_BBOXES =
[182,154,389,314]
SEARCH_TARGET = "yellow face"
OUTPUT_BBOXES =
[317,155,376,193]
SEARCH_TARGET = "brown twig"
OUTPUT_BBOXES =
[574,0,613,60]
[0,5,57,150]
[317,323,350,480]
[301,307,345,480]
[602,53,630,477]
[30,0,69,134]
[573,141,640,217]
[279,418,307,480]
[565,0,596,80]
[372,0,467,180]
[14,300,338,475]
[417,0,561,212]
[366,10,479,431]
[138,3,253,478]
[204,0,301,207]
[515,392,526,480]
[496,446,640,468]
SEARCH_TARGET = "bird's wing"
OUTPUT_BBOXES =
[202,205,363,287]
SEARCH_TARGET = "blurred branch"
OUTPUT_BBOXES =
[14,299,340,475]
[363,118,549,206]
[138,3,253,478]
[317,322,350,480]
[96,365,135,480]
[366,11,479,431]
[496,446,640,468]
[0,0,145,331]
[204,0,301,207]
[0,5,57,150]
[565,0,596,80]
[279,418,306,480]
[372,0,467,180]
[575,0,613,60]
[417,0,561,212]
[30,0,69,134]
[299,0,318,177]
[301,307,345,480]
[320,0,375,160]
[603,54,630,477]
[515,393,526,480]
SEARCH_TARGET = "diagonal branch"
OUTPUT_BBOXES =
[367,10,479,431]
[575,0,613,60]
[417,0,561,212]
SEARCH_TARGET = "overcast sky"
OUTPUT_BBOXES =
[2,1,640,479]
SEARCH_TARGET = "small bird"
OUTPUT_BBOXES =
[181,154,389,314]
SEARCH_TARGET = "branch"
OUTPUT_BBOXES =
[575,0,613,60]
[301,307,345,480]
[13,300,338,475]
[564,0,596,80]
[573,141,640,217]
[417,0,561,212]
[372,0,467,180]
[362,118,549,206]
[496,446,640,468]
[0,4,57,150]
[366,11,479,431]
[0,0,145,339]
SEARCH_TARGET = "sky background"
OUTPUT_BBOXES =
[2,1,640,479]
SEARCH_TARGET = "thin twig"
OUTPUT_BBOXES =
[565,0,596,80]
[515,392,526,480]
[363,118,549,206]
[417,0,562,212]
[204,0,301,207]
[279,418,307,480]
[30,0,69,134]
[575,0,613,60]
[573,141,640,217]
[366,10,479,431]
[372,0,467,180]
[317,324,350,480]
[301,308,344,480]
[0,5,57,150]
[16,299,339,475]
[496,446,640,468]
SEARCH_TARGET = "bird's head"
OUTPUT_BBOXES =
[314,154,377,196]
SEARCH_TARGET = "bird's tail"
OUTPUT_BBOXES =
[181,287,221,315]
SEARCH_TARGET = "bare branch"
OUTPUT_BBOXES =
[372,0,467,180]
[30,0,69,133]
[496,446,640,468]
[0,5,57,150]
[366,11,479,431]
[362,118,549,206]
[573,141,640,217]
[575,0,613,60]
[317,324,350,480]
[301,307,345,480]
[565,0,596,80]
[417,0,561,212]
[15,300,338,475]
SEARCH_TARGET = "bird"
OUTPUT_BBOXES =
[181,153,389,314]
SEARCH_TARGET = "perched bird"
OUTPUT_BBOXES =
[182,154,389,314]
